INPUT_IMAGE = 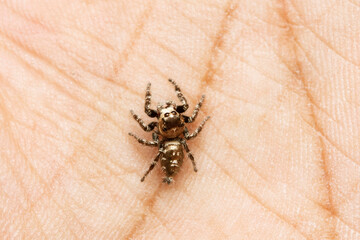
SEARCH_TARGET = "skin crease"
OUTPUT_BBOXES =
[0,0,359,239]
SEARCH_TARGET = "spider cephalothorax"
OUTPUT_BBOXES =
[157,101,185,138]
[129,79,210,184]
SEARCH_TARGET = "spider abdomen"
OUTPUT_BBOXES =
[161,140,184,178]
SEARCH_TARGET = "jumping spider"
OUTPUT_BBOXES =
[129,79,210,184]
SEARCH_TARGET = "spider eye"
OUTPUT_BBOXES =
[172,111,177,115]
[165,113,170,117]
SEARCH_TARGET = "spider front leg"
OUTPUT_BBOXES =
[144,83,157,118]
[168,79,188,113]
[130,110,157,132]
[128,132,158,146]
[183,95,205,123]
[181,139,197,172]
[184,116,210,140]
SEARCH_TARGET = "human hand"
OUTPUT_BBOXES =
[0,0,359,239]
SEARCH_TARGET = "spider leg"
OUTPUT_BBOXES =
[152,132,159,142]
[128,132,158,146]
[183,95,205,123]
[181,139,197,172]
[184,116,210,140]
[145,83,157,118]
[130,110,157,131]
[168,79,188,113]
[141,151,162,182]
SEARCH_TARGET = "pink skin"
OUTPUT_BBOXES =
[0,0,359,239]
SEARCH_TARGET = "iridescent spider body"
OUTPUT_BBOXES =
[161,139,184,181]
[129,79,210,184]
[157,102,185,138]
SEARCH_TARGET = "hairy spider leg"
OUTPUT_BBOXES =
[128,132,158,146]
[181,139,197,172]
[168,79,188,113]
[130,110,157,131]
[184,116,210,140]
[141,151,162,182]
[145,83,157,118]
[183,95,205,123]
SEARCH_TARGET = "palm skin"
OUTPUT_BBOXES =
[0,0,359,239]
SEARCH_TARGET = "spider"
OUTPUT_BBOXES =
[128,79,210,184]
